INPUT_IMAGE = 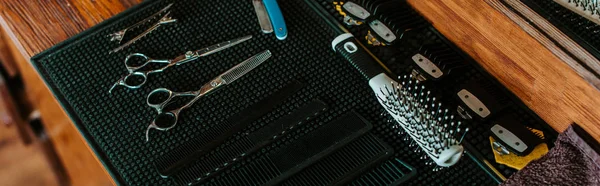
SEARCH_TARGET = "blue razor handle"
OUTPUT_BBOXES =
[263,0,287,40]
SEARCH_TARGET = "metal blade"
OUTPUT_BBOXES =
[196,35,253,57]
[220,50,271,84]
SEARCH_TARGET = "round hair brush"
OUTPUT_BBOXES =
[332,33,467,168]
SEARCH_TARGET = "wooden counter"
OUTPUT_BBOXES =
[0,1,140,185]
[0,0,598,184]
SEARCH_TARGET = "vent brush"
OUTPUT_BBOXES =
[554,0,600,25]
[331,33,466,168]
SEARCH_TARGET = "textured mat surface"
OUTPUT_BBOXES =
[31,0,554,185]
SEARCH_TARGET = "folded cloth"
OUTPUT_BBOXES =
[501,125,600,185]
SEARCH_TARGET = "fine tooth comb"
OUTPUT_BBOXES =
[554,0,600,25]
[350,158,417,186]
[191,110,369,185]
[153,81,304,177]
[331,33,467,170]
[178,100,328,185]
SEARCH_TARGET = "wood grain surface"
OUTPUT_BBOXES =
[408,0,600,142]
[0,0,140,185]
[1,0,600,184]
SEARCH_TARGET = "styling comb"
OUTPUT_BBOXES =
[194,111,372,185]
[282,132,414,186]
[177,100,328,185]
[350,158,417,185]
[153,81,304,177]
[331,33,467,169]
[282,133,393,185]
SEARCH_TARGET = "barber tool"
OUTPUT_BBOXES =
[179,99,328,185]
[283,116,413,186]
[109,4,177,53]
[366,19,397,46]
[333,1,371,25]
[490,136,548,170]
[455,79,506,120]
[108,35,252,93]
[144,50,271,141]
[108,3,173,43]
[154,80,304,177]
[331,33,466,169]
[252,0,274,33]
[370,2,428,46]
[254,0,288,40]
[554,0,600,25]
[489,114,544,156]
[409,44,466,81]
[187,110,371,185]
[349,158,417,186]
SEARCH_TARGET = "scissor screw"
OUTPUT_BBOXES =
[185,51,194,58]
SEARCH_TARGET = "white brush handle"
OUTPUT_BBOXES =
[369,73,464,167]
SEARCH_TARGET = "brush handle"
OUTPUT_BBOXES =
[332,33,385,80]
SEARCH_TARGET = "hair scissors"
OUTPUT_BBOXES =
[109,35,253,93]
[144,50,272,141]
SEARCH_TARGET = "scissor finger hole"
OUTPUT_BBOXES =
[154,112,177,129]
[124,74,146,87]
[125,53,151,68]
[147,89,171,106]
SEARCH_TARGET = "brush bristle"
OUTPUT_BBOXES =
[371,74,466,168]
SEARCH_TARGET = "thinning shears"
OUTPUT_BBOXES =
[144,50,272,141]
[109,35,253,93]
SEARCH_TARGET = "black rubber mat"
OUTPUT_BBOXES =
[31,0,555,185]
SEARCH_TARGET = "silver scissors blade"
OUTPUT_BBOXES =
[197,35,253,57]
[219,50,271,84]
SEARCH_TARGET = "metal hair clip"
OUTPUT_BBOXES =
[109,4,177,53]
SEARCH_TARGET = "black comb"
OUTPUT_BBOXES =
[350,158,417,186]
[201,111,373,185]
[178,99,329,185]
[280,132,395,186]
[154,81,304,177]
